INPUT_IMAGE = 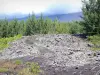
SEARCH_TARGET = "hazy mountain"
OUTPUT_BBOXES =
[0,12,82,22]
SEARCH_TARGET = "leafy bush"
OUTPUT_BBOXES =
[70,22,83,34]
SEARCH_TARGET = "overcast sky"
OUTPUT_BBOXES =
[0,0,82,14]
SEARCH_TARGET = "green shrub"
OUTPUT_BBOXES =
[0,34,22,51]
[0,60,41,75]
[26,62,41,75]
[88,35,100,45]
[88,35,100,50]
[0,68,8,73]
[15,60,22,65]
[69,22,83,34]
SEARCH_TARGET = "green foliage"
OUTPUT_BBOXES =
[26,62,40,74]
[81,0,100,35]
[88,35,100,45]
[18,68,33,75]
[0,34,22,51]
[69,21,84,34]
[0,68,8,73]
[0,60,41,75]
[0,13,83,38]
[18,62,41,75]
[88,35,100,50]
[15,60,22,65]
[30,62,40,74]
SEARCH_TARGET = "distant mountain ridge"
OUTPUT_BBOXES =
[0,12,82,22]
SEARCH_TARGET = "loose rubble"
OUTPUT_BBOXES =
[0,34,100,75]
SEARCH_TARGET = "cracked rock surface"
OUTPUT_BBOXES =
[0,34,100,75]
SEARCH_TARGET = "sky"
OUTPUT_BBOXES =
[0,0,82,15]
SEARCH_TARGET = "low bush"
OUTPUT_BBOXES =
[0,60,41,75]
[15,60,22,65]
[0,68,8,73]
[25,62,41,75]
[0,34,22,51]
[88,35,100,50]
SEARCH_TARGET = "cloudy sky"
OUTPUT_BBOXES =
[0,0,82,15]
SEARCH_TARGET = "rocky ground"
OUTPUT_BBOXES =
[0,34,100,75]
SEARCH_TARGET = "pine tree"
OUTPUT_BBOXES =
[19,20,25,35]
[38,13,44,34]
[0,19,8,37]
[81,0,100,35]
[25,13,37,35]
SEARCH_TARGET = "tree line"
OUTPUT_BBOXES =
[0,0,100,38]
[0,14,83,38]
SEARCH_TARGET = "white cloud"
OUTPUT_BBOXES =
[0,0,82,14]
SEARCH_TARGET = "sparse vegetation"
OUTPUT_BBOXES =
[0,60,41,75]
[18,62,41,75]
[15,60,22,65]
[88,35,100,50]
[0,34,22,51]
[0,68,8,73]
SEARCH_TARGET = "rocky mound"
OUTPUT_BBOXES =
[0,34,100,75]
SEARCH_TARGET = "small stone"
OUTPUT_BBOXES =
[59,38,62,40]
[96,59,100,61]
[87,53,91,56]
[28,48,30,49]
[87,43,94,47]
[73,72,77,75]
[85,68,88,70]
[46,45,49,47]
[93,53,96,56]
[75,67,78,69]
[31,46,33,48]
[97,53,100,55]
[16,51,22,54]
[55,39,59,42]
[68,52,73,55]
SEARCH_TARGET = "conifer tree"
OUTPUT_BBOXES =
[81,0,100,35]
